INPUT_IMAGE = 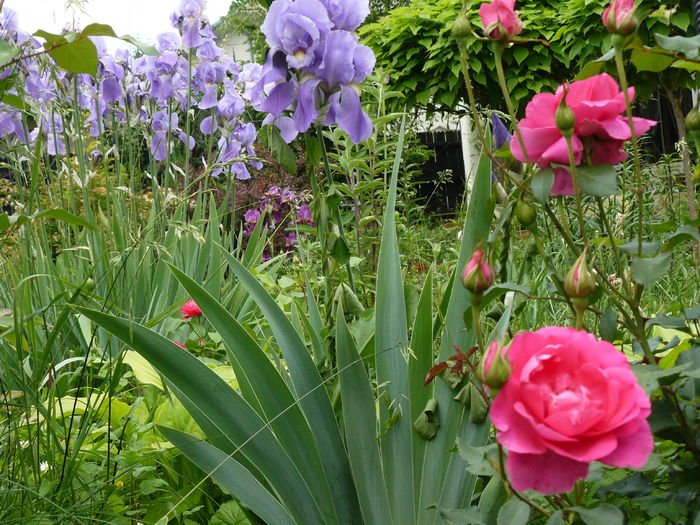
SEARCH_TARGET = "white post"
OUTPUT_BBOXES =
[460,114,478,193]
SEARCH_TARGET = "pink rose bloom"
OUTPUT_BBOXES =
[180,299,202,319]
[491,327,653,494]
[510,73,655,195]
[478,0,523,40]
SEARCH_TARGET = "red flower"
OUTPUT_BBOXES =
[180,300,202,319]
[173,341,187,349]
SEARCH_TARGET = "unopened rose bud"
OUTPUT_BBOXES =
[462,249,494,294]
[478,341,511,393]
[478,0,523,41]
[515,198,536,226]
[602,0,637,36]
[565,249,597,299]
[555,91,576,139]
[451,14,472,41]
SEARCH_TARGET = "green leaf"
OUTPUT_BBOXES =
[33,208,98,231]
[631,363,690,396]
[439,507,485,525]
[663,225,700,251]
[618,241,659,256]
[599,306,617,342]
[477,477,508,525]
[631,48,675,72]
[219,249,358,524]
[0,93,25,110]
[595,472,653,498]
[654,33,700,56]
[571,504,624,525]
[531,168,554,203]
[545,511,565,525]
[497,498,530,525]
[159,427,295,525]
[630,252,672,287]
[0,40,18,66]
[44,36,98,76]
[456,440,498,477]
[73,306,327,525]
[167,264,339,521]
[119,34,159,55]
[0,214,9,232]
[80,23,117,37]
[576,164,619,196]
[208,500,252,525]
[330,235,351,265]
[267,125,296,174]
[374,116,414,523]
[336,306,392,525]
[413,398,440,440]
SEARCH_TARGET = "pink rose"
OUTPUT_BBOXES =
[478,0,523,40]
[510,73,656,195]
[461,249,494,293]
[602,0,637,36]
[180,299,202,319]
[491,327,653,494]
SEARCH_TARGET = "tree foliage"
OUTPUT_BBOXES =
[360,0,692,113]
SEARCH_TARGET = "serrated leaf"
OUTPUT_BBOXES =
[439,507,485,525]
[630,252,672,287]
[571,504,624,525]
[497,498,530,525]
[531,168,554,203]
[576,164,619,196]
[456,440,498,477]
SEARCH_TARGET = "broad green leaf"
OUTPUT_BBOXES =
[0,93,25,110]
[45,37,98,76]
[531,168,554,203]
[208,500,252,525]
[119,34,159,55]
[74,306,327,525]
[0,214,9,231]
[663,225,700,251]
[159,427,296,525]
[336,307,392,525]
[654,33,700,56]
[219,249,359,524]
[123,350,163,389]
[576,164,619,196]
[0,40,17,66]
[599,306,617,342]
[418,151,492,523]
[267,125,296,174]
[167,265,338,522]
[497,499,530,525]
[630,252,672,287]
[571,504,624,525]
[374,116,414,524]
[478,477,508,525]
[631,48,675,72]
[80,23,118,37]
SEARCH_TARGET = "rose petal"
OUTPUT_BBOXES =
[507,450,589,494]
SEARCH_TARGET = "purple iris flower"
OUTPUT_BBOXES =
[491,112,511,149]
[261,0,333,69]
[319,0,369,30]
[296,204,312,223]
[157,32,181,53]
[0,102,26,142]
[195,61,226,109]
[30,112,66,155]
[25,65,56,102]
[196,39,223,61]
[172,0,207,48]
[150,111,193,161]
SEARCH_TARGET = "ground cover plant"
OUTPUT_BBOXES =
[0,0,699,523]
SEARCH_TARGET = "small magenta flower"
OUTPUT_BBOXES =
[462,249,494,294]
[478,0,523,41]
[180,300,202,319]
[564,249,596,299]
[478,341,511,393]
[602,0,637,36]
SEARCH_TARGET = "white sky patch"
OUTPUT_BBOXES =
[4,0,232,51]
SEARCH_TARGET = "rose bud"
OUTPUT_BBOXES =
[478,341,511,394]
[602,0,637,36]
[554,89,576,139]
[564,249,597,299]
[451,13,472,41]
[462,249,494,294]
[478,0,523,41]
[515,198,536,226]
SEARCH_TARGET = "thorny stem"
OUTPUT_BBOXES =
[613,45,644,258]
[564,135,588,247]
[492,41,532,165]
